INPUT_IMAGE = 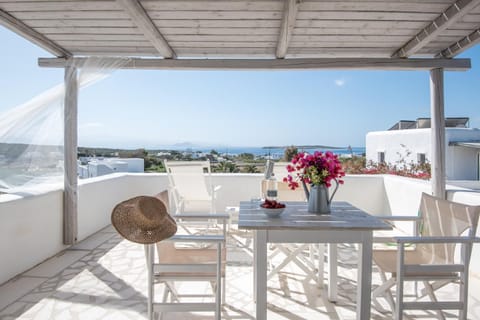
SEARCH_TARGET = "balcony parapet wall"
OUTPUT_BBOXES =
[1,173,479,285]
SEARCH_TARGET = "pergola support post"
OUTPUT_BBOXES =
[64,64,78,245]
[430,68,446,199]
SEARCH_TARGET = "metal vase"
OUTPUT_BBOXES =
[303,179,339,214]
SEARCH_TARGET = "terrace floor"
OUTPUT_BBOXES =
[0,224,478,320]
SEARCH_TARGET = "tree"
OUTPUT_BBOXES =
[214,161,238,173]
[119,148,147,158]
[144,157,166,172]
[161,150,183,160]
[238,152,255,161]
[243,164,259,173]
[284,145,298,161]
[144,156,153,169]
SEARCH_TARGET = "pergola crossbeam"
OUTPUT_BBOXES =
[392,0,480,58]
[438,28,480,58]
[276,0,299,59]
[0,8,71,57]
[116,0,175,58]
[38,57,471,71]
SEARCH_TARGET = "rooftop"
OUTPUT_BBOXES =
[1,1,480,318]
[388,117,470,130]
[1,173,480,319]
[1,222,479,320]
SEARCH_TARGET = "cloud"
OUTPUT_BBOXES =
[334,79,346,87]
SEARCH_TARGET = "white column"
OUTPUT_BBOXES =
[430,68,446,199]
[64,64,78,244]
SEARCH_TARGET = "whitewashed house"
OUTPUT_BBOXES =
[366,118,480,180]
[78,157,144,178]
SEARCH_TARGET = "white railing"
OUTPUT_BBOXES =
[1,173,479,286]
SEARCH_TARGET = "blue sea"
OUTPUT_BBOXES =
[165,146,366,158]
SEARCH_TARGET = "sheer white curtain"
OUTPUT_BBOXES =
[0,57,130,193]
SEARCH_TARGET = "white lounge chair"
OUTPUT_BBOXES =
[164,160,221,214]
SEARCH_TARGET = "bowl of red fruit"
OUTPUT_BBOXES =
[260,200,286,218]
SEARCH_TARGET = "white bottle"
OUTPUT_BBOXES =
[266,173,278,201]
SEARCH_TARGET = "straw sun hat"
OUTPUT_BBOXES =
[111,196,177,244]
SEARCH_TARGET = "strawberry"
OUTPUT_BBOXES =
[261,200,285,209]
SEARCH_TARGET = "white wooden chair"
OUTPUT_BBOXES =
[262,162,326,287]
[164,160,221,214]
[372,192,480,320]
[146,191,228,320]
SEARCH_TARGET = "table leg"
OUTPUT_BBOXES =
[255,230,267,320]
[357,232,373,320]
[253,231,257,302]
[317,244,325,288]
[328,243,338,302]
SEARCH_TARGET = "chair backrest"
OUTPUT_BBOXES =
[164,160,212,200]
[261,161,307,201]
[273,161,290,179]
[418,192,480,264]
[155,190,170,211]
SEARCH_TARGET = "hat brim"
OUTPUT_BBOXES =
[111,196,177,244]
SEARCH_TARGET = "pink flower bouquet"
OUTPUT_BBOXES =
[284,151,345,189]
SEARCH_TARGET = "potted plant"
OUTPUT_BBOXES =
[284,151,345,213]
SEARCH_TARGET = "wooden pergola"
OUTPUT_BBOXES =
[1,0,479,246]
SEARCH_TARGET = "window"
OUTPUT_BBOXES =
[417,153,426,164]
[378,152,385,163]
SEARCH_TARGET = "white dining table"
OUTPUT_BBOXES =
[238,201,392,320]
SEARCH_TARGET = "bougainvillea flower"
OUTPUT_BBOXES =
[284,151,345,190]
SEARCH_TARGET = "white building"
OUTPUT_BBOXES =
[366,118,480,180]
[78,157,144,178]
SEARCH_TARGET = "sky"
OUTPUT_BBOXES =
[0,26,479,149]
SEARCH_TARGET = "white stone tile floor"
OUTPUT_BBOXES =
[24,251,90,278]
[1,225,479,319]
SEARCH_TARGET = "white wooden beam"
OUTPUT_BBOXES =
[39,57,471,71]
[0,8,71,57]
[64,63,78,245]
[430,68,446,199]
[392,0,480,58]
[116,0,175,58]
[276,0,299,59]
[438,28,480,58]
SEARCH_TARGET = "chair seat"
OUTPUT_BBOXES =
[373,227,411,250]
[373,250,454,277]
[156,242,226,277]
